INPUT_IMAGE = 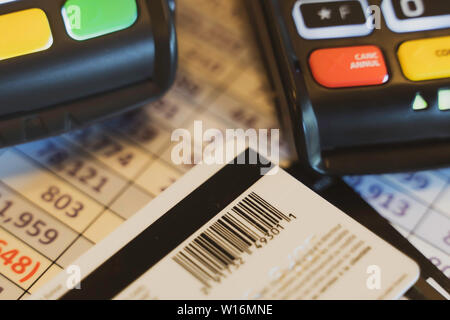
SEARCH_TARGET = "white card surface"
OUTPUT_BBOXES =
[32,156,420,300]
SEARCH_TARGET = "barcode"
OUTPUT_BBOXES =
[172,192,296,292]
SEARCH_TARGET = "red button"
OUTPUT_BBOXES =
[309,45,389,88]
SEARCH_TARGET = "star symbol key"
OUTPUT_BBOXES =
[317,7,332,20]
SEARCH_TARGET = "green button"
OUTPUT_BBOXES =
[62,0,138,41]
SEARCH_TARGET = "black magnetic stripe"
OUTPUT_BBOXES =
[61,150,268,300]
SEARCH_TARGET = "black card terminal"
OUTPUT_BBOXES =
[247,0,450,174]
[0,0,177,148]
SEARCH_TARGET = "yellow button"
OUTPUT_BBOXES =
[0,8,53,61]
[398,36,450,81]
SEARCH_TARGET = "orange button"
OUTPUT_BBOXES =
[309,46,389,88]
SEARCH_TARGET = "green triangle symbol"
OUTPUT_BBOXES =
[412,93,428,110]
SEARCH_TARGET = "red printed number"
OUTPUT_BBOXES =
[0,240,40,283]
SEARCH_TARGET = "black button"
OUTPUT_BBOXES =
[299,1,366,28]
[391,0,450,20]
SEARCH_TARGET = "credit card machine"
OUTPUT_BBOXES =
[247,0,450,174]
[0,0,177,148]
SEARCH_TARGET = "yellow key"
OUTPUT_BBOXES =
[398,36,450,82]
[0,8,53,61]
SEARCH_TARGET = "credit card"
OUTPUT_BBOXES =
[32,149,420,300]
